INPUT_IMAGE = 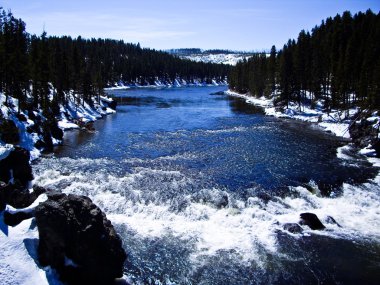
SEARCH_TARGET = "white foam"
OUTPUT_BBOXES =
[32,157,380,268]
[203,126,248,134]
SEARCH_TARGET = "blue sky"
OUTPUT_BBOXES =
[2,0,380,51]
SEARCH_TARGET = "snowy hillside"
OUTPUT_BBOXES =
[167,49,255,65]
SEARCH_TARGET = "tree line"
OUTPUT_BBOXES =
[0,8,230,116]
[229,10,380,113]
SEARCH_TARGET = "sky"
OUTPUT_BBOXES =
[2,0,380,51]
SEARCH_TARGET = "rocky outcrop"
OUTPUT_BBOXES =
[0,146,33,186]
[0,183,46,211]
[0,146,127,284]
[35,192,127,285]
[108,100,117,110]
[349,116,380,157]
[0,119,19,144]
[0,146,36,211]
[325,215,341,227]
[283,223,303,234]
[299,213,325,230]
[4,209,35,226]
[39,119,64,151]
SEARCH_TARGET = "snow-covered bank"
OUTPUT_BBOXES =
[0,195,58,285]
[226,90,378,144]
[0,92,116,161]
[1,92,118,285]
[105,78,228,90]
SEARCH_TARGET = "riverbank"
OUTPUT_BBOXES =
[105,78,228,90]
[226,90,379,157]
[0,92,116,161]
[0,92,121,284]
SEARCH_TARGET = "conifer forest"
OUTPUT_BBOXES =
[229,10,380,112]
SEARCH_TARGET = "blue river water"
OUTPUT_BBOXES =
[33,86,380,284]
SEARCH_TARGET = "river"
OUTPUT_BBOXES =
[33,86,380,284]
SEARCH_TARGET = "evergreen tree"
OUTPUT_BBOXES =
[229,9,380,113]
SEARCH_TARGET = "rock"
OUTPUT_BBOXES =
[0,146,33,187]
[108,100,117,110]
[41,122,54,151]
[4,210,35,226]
[16,113,27,122]
[373,140,380,158]
[84,122,95,132]
[0,119,19,144]
[50,122,64,140]
[35,193,127,285]
[210,91,225,95]
[0,181,7,211]
[349,116,379,156]
[299,213,325,230]
[214,193,229,208]
[317,181,343,197]
[0,183,46,209]
[192,190,229,208]
[325,215,341,227]
[283,223,303,234]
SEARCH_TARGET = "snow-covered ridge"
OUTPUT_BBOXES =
[166,49,255,66]
[181,53,253,66]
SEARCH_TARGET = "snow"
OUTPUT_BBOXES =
[0,194,63,285]
[0,144,14,160]
[181,53,253,66]
[1,89,117,283]
[104,78,228,90]
[57,119,79,130]
[226,90,357,139]
[359,146,377,157]
[1,90,116,159]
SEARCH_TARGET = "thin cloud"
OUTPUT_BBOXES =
[22,11,195,42]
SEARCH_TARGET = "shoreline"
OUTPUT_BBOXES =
[104,80,228,91]
[0,93,116,161]
[225,90,378,157]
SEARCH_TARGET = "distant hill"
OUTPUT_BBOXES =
[167,48,256,65]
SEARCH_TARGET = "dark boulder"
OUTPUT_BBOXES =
[214,193,229,208]
[299,213,326,230]
[16,113,27,122]
[317,181,343,197]
[4,209,35,226]
[108,100,117,110]
[0,146,33,187]
[373,140,380,157]
[0,181,7,211]
[39,119,63,151]
[51,123,64,141]
[0,119,19,144]
[35,193,127,285]
[283,223,303,234]
[0,183,46,210]
[325,215,342,227]
[192,190,229,209]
